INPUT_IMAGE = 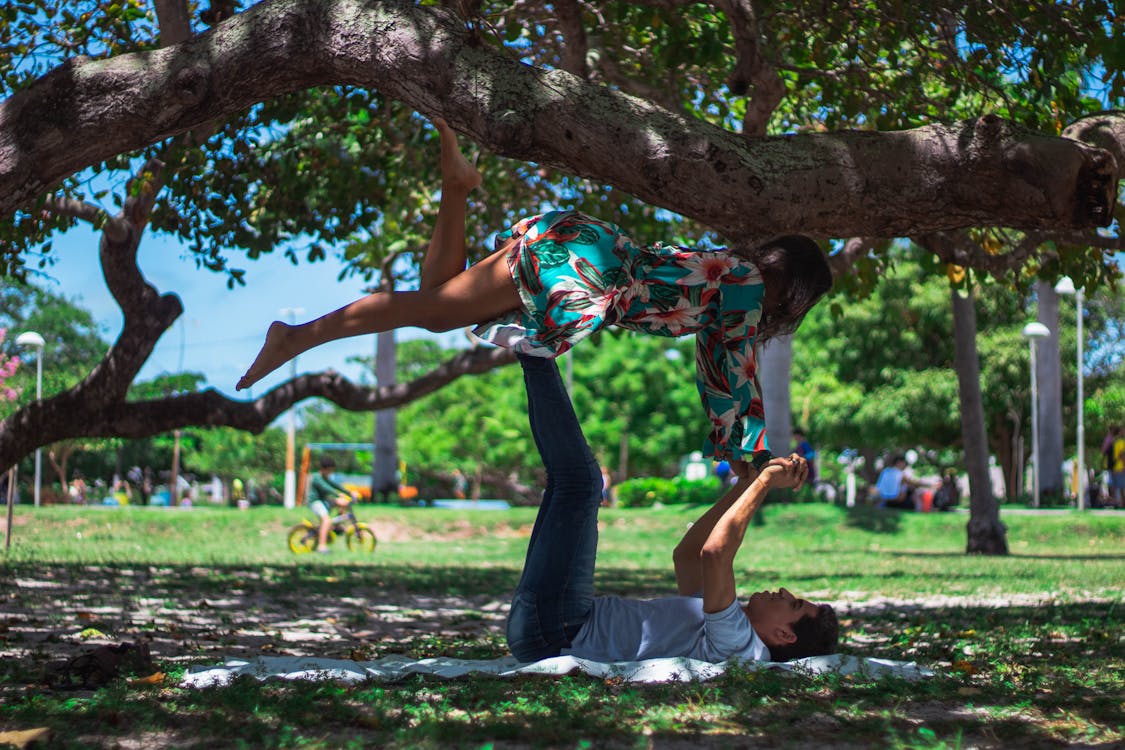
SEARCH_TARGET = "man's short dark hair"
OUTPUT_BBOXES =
[319,456,336,469]
[768,603,840,662]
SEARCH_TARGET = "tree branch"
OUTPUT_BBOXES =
[554,0,589,79]
[41,196,106,226]
[0,345,516,471]
[713,0,785,136]
[153,0,194,46]
[0,0,1118,239]
[828,237,881,278]
[1062,112,1125,182]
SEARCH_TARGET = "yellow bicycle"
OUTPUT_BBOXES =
[287,505,377,554]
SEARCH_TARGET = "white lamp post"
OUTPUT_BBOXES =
[1022,322,1050,508]
[279,307,305,509]
[15,331,45,508]
[1054,277,1085,510]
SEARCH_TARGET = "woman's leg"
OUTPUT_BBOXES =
[236,123,520,391]
[419,119,481,291]
[506,354,603,662]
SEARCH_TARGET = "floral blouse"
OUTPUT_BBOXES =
[473,210,767,460]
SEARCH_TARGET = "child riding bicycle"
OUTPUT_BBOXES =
[309,456,356,554]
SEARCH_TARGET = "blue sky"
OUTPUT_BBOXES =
[41,224,463,399]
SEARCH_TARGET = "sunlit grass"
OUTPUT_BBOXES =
[1,502,1122,748]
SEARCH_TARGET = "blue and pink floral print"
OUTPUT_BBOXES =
[473,210,767,460]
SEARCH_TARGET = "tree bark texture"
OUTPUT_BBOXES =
[1035,280,1064,497]
[950,285,1008,555]
[0,0,1119,239]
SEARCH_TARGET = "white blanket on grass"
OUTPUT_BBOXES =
[182,653,933,688]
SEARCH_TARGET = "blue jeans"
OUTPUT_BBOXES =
[506,354,603,662]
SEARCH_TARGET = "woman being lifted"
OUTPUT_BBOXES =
[238,119,832,470]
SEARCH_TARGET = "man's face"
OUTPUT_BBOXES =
[744,588,820,647]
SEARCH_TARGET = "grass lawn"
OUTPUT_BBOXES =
[0,502,1122,749]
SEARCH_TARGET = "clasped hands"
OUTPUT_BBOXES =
[730,454,809,490]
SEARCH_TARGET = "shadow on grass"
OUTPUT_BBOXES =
[1,598,1119,749]
[1,558,1122,749]
[842,505,905,534]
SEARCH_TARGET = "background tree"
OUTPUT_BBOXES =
[0,1,1122,547]
[791,248,1125,501]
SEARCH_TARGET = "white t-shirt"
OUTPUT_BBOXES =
[563,595,770,663]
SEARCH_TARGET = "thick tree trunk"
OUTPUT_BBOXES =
[1035,280,1064,498]
[950,284,1008,555]
[0,1,1118,235]
[759,335,793,457]
[991,421,1019,501]
[372,329,398,501]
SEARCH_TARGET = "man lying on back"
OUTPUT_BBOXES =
[506,353,839,663]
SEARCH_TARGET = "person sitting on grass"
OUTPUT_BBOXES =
[875,455,926,511]
[308,456,354,553]
[506,352,840,664]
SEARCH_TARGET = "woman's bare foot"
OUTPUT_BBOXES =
[435,118,482,192]
[237,321,299,391]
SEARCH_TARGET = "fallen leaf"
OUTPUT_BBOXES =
[78,628,107,639]
[0,727,51,749]
[76,612,96,622]
[957,687,982,696]
[951,660,978,675]
[129,672,165,686]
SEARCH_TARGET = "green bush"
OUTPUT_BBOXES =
[616,476,722,507]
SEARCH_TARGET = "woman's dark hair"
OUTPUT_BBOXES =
[768,603,840,662]
[751,235,833,343]
[319,455,336,469]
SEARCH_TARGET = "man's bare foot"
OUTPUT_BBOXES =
[237,321,298,391]
[435,118,482,192]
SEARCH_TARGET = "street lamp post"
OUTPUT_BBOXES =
[15,332,45,508]
[1054,277,1085,510]
[1022,322,1050,509]
[279,307,305,509]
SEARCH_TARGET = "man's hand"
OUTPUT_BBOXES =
[758,455,809,490]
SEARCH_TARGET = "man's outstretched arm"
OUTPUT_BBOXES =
[672,476,752,596]
[693,458,808,613]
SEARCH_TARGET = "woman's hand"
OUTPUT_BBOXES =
[758,454,809,490]
[729,459,752,481]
